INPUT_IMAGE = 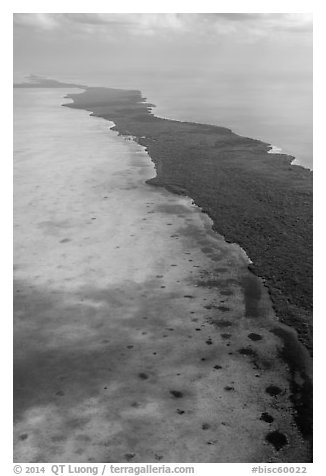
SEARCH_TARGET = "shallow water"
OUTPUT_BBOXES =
[13,89,310,462]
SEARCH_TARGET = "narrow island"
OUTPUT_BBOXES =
[62,85,312,354]
[15,77,312,352]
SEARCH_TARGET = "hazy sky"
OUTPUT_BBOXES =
[14,13,312,85]
[13,13,313,167]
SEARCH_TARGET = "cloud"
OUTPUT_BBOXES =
[205,13,312,37]
[13,13,312,40]
[14,13,60,30]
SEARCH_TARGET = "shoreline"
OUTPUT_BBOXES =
[14,80,312,353]
[61,83,313,447]
[57,84,312,354]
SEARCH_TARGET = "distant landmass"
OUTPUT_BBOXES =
[14,74,86,89]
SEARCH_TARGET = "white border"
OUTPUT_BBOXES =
[3,2,320,473]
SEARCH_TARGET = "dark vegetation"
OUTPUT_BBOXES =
[62,86,312,353]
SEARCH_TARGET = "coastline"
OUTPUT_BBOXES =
[58,85,313,355]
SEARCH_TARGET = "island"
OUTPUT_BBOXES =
[61,85,313,355]
[15,77,312,352]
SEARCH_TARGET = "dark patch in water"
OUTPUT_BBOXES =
[201,247,214,254]
[211,256,222,262]
[214,365,222,370]
[202,423,210,430]
[125,453,135,461]
[265,431,288,451]
[238,348,257,358]
[224,386,234,391]
[241,274,261,318]
[206,338,213,345]
[19,434,28,441]
[170,390,183,398]
[248,333,263,341]
[270,326,312,447]
[221,333,231,339]
[266,385,282,397]
[197,279,221,288]
[155,204,189,215]
[215,320,232,328]
[258,359,273,371]
[237,347,269,371]
[220,290,233,296]
[218,305,230,312]
[176,409,185,415]
[260,412,274,423]
[138,373,149,380]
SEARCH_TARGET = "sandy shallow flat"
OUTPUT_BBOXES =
[13,89,311,462]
